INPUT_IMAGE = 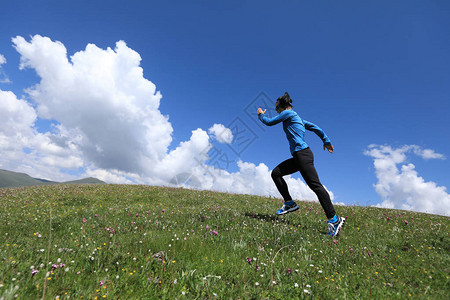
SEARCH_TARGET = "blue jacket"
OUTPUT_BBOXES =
[258,109,331,155]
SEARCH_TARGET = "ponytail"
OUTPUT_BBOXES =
[277,92,293,109]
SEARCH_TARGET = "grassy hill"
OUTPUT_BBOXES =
[0,184,448,299]
[0,169,104,188]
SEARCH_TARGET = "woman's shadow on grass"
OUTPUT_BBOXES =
[244,212,326,234]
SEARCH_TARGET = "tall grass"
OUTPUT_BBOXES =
[0,184,448,299]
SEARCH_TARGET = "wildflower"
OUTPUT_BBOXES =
[333,239,338,245]
[52,264,58,271]
[32,269,39,277]
[304,289,310,294]
[94,214,98,218]
[255,282,259,286]
[206,225,209,230]
[162,209,166,213]
[99,281,104,287]
[246,257,252,264]
[294,283,299,288]
[136,213,139,217]
[83,218,87,224]
[211,230,218,236]
[255,265,260,271]
[404,220,409,225]
[287,269,292,274]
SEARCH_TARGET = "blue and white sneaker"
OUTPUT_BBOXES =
[276,201,299,215]
[327,216,345,236]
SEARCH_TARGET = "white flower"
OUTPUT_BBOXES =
[255,282,259,286]
[310,264,314,267]
[318,270,323,273]
[116,276,119,279]
[40,249,45,252]
[304,289,310,294]
[306,284,311,288]
[294,283,299,288]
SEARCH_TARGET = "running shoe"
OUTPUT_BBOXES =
[276,201,299,215]
[327,216,346,236]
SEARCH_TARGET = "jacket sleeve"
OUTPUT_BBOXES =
[258,111,290,126]
[304,120,332,145]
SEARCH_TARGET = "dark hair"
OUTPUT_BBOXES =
[276,92,293,109]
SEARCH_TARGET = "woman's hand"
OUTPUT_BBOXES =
[324,144,334,153]
[257,108,266,115]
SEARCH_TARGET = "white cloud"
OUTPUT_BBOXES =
[365,145,450,216]
[1,35,333,205]
[0,54,11,83]
[208,124,233,144]
[12,35,172,175]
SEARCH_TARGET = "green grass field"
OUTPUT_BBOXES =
[0,184,448,299]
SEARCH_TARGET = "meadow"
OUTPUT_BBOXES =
[0,184,448,299]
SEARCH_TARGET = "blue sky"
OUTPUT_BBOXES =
[1,0,449,215]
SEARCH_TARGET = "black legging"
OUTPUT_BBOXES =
[271,147,336,219]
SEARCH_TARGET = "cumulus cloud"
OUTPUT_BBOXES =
[208,124,233,144]
[0,89,84,180]
[365,144,450,216]
[0,54,11,83]
[1,35,332,204]
[12,35,172,175]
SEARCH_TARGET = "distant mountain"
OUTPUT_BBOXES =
[0,169,105,188]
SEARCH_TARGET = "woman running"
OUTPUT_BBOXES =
[257,92,345,236]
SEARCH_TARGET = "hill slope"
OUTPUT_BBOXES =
[0,185,448,298]
[0,169,105,188]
